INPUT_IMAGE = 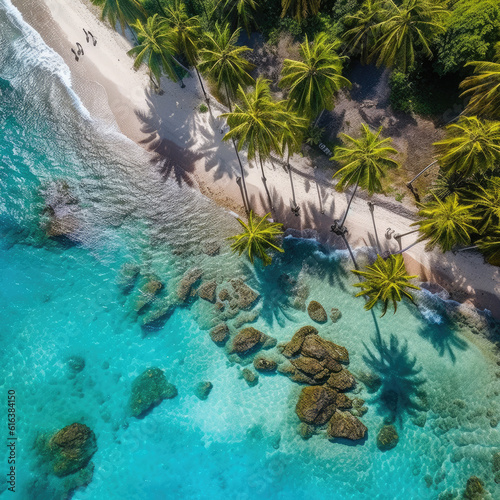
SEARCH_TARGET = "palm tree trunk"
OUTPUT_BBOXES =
[406,160,438,189]
[287,150,299,213]
[194,64,209,103]
[259,156,273,211]
[224,82,232,112]
[339,170,362,228]
[314,109,325,127]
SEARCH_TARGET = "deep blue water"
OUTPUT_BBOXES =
[1,1,500,499]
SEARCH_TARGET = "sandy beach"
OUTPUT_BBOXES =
[11,0,500,319]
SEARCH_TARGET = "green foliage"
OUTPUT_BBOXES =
[331,124,399,194]
[352,254,420,316]
[477,230,500,266]
[281,0,321,21]
[91,0,146,32]
[199,103,209,112]
[228,211,284,266]
[268,17,303,45]
[435,0,500,75]
[305,125,324,145]
[212,0,259,35]
[467,177,500,235]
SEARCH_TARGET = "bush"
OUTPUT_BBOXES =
[199,103,208,113]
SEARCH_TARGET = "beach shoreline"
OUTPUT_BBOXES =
[11,0,500,320]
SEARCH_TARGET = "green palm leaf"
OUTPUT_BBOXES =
[477,229,500,266]
[281,0,321,21]
[467,177,500,235]
[91,0,146,33]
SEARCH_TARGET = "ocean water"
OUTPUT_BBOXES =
[1,2,500,499]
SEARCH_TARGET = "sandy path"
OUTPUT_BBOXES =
[11,0,500,319]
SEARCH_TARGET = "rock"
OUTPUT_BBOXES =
[334,391,353,409]
[229,278,260,310]
[214,301,225,312]
[297,423,315,440]
[295,386,337,425]
[210,323,229,345]
[117,263,140,294]
[194,381,213,400]
[357,371,382,393]
[134,278,163,312]
[198,280,217,303]
[377,425,399,451]
[493,451,500,473]
[129,367,177,418]
[412,412,427,428]
[307,301,328,323]
[330,308,342,322]
[253,356,277,372]
[300,335,349,364]
[47,423,97,477]
[42,180,80,238]
[291,281,310,310]
[282,326,318,358]
[233,309,260,329]
[326,369,357,391]
[327,411,367,441]
[218,289,230,301]
[202,242,220,256]
[463,476,485,499]
[290,356,330,380]
[177,268,203,302]
[229,327,275,356]
[67,356,85,374]
[141,299,176,330]
[241,368,258,386]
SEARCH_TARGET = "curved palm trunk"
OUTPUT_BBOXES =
[339,170,362,228]
[406,160,438,201]
[287,150,299,214]
[194,64,209,103]
[259,156,274,211]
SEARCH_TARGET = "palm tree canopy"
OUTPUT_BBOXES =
[331,124,399,194]
[164,1,202,66]
[433,117,500,178]
[280,107,309,157]
[198,23,254,100]
[279,32,351,119]
[228,211,284,266]
[371,0,448,73]
[460,46,500,118]
[215,0,259,35]
[468,177,500,235]
[477,229,500,266]
[128,15,178,84]
[281,0,321,21]
[221,77,288,162]
[91,0,146,33]
[352,254,420,316]
[411,193,480,252]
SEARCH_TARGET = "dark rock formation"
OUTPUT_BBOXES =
[117,263,140,294]
[202,242,220,256]
[297,423,315,440]
[134,278,163,312]
[325,369,357,391]
[377,425,399,451]
[253,356,277,372]
[351,398,368,417]
[330,308,342,322]
[177,268,203,302]
[295,386,337,425]
[46,423,97,477]
[198,280,217,303]
[307,301,328,323]
[67,356,85,374]
[229,327,275,356]
[301,335,349,366]
[357,371,382,393]
[129,367,177,418]
[290,357,330,380]
[195,381,213,400]
[463,476,485,499]
[334,391,353,409]
[241,368,258,386]
[210,323,229,345]
[282,326,318,358]
[42,180,80,238]
[233,309,259,329]
[218,289,230,301]
[229,278,260,310]
[327,411,367,441]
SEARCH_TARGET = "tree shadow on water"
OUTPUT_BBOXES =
[417,322,468,364]
[363,312,427,423]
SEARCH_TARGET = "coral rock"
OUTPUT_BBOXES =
[282,326,318,358]
[330,308,342,322]
[177,268,203,302]
[195,381,213,400]
[210,323,229,345]
[327,411,367,441]
[295,385,337,425]
[301,335,349,365]
[326,369,357,392]
[229,278,260,310]
[307,301,328,323]
[253,356,277,372]
[198,280,217,303]
[377,425,399,451]
[241,368,258,386]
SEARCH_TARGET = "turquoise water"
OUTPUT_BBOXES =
[2,1,500,498]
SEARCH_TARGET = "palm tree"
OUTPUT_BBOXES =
[460,45,500,118]
[281,0,321,21]
[198,23,254,111]
[128,15,178,89]
[222,77,286,209]
[433,117,500,179]
[165,1,208,98]
[477,230,500,266]
[279,32,351,122]
[343,0,381,63]
[90,0,146,33]
[468,177,500,235]
[214,0,259,35]
[352,254,420,316]
[199,23,254,210]
[411,193,480,252]
[370,0,448,73]
[228,210,284,266]
[331,124,399,230]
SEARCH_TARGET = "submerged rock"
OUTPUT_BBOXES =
[42,180,81,238]
[297,423,315,440]
[307,301,328,323]
[330,308,342,323]
[129,367,177,418]
[282,326,318,358]
[177,268,203,302]
[241,368,258,387]
[290,356,329,381]
[463,476,485,499]
[195,381,213,400]
[202,241,220,256]
[134,278,163,312]
[253,356,277,372]
[301,335,349,365]
[327,411,367,441]
[46,423,97,477]
[210,323,229,345]
[377,425,399,451]
[326,369,357,392]
[117,263,140,294]
[295,385,337,425]
[67,356,85,374]
[198,280,217,303]
[233,309,260,329]
[229,278,260,310]
[357,371,382,393]
[229,327,275,356]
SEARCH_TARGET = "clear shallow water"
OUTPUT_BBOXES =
[1,2,500,499]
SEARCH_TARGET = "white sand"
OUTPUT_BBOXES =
[12,0,500,318]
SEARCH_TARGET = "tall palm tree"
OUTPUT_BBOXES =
[468,177,500,235]
[165,1,208,99]
[214,0,259,35]
[281,0,321,21]
[370,0,448,73]
[331,124,399,229]
[199,24,254,210]
[90,0,146,33]
[222,77,286,209]
[198,23,254,111]
[460,43,500,118]
[433,117,500,179]
[228,210,284,266]
[411,193,480,252]
[477,230,500,266]
[128,15,178,89]
[279,33,351,122]
[343,0,381,63]
[352,254,420,316]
